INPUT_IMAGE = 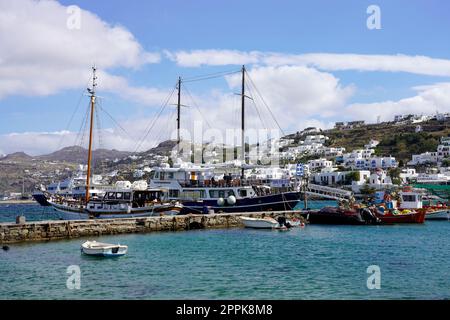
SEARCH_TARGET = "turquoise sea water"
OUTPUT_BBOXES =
[1,203,449,300]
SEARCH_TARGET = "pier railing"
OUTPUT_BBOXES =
[305,184,353,201]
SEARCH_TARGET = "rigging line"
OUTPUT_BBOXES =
[245,81,269,131]
[74,102,91,148]
[56,77,92,151]
[95,101,103,150]
[133,84,177,153]
[183,70,241,83]
[181,82,212,129]
[245,70,286,136]
[152,107,176,149]
[96,98,134,142]
[182,68,241,82]
[55,92,85,151]
[133,85,176,153]
[134,87,175,153]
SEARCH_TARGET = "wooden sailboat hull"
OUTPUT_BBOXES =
[49,201,182,219]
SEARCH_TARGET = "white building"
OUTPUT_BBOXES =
[408,137,450,165]
[351,170,393,193]
[399,168,418,183]
[304,135,328,145]
[301,127,322,135]
[307,158,333,171]
[342,149,375,168]
[364,139,379,149]
[311,168,370,186]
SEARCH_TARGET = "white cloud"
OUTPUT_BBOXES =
[225,65,354,126]
[0,0,160,99]
[0,64,352,155]
[345,82,450,122]
[164,49,262,67]
[0,113,178,156]
[167,49,450,77]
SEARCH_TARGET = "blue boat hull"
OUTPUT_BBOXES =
[32,192,51,206]
[180,191,301,214]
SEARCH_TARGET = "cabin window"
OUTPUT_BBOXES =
[209,190,235,198]
[108,192,116,199]
[402,195,416,202]
[124,193,131,200]
[168,172,174,179]
[116,193,123,199]
[169,190,179,198]
[239,189,247,197]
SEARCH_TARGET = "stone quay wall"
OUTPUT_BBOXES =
[0,211,304,244]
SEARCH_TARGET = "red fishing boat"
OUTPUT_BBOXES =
[371,187,426,224]
[373,208,426,224]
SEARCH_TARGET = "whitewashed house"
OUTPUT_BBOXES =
[307,158,333,171]
[364,139,379,149]
[351,170,393,193]
[311,168,370,186]
[399,168,418,183]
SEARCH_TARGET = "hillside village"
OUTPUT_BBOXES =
[2,111,450,200]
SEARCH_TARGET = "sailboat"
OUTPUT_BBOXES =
[149,65,302,214]
[48,67,183,219]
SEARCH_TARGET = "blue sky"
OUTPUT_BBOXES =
[1,0,450,154]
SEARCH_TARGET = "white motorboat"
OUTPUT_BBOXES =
[240,216,279,229]
[81,240,128,257]
[425,209,450,220]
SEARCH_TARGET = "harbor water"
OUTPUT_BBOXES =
[1,202,449,299]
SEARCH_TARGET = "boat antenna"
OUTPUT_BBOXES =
[85,66,97,204]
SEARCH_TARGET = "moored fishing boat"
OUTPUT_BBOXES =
[373,208,426,224]
[302,206,380,225]
[373,187,438,223]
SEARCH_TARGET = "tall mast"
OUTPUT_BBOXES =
[85,66,97,204]
[177,76,181,154]
[241,65,246,179]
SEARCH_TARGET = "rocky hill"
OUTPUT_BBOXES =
[0,152,34,162]
[284,118,450,163]
[37,146,132,164]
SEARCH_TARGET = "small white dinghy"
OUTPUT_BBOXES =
[241,217,279,229]
[81,240,128,257]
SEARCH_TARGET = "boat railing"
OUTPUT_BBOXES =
[177,178,292,188]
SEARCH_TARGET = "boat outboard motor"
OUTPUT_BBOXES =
[277,216,291,228]
[360,208,379,224]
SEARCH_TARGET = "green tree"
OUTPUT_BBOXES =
[360,183,376,195]
[344,171,360,184]
[441,158,450,167]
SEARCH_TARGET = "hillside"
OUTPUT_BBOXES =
[37,146,132,164]
[323,119,450,163]
[0,152,34,162]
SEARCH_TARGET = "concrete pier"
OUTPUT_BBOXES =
[0,211,304,244]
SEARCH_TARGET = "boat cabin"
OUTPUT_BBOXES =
[90,189,168,209]
[149,167,257,200]
[399,190,423,209]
